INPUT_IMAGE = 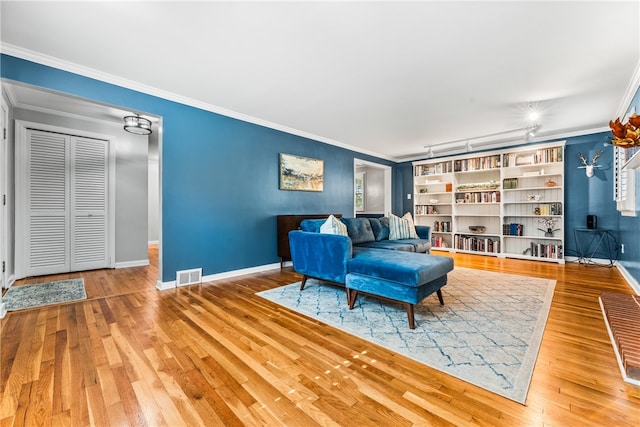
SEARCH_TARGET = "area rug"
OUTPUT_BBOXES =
[257,267,555,404]
[3,278,86,311]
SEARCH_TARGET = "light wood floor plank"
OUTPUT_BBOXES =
[2,247,640,425]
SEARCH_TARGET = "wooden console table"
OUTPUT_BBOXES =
[277,214,342,268]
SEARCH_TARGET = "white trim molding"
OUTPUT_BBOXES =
[115,260,150,269]
[1,43,395,162]
[616,262,640,295]
[155,262,282,291]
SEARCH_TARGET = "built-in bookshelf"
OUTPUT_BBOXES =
[414,160,454,250]
[413,141,565,263]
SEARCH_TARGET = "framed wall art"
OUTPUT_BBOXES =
[279,153,324,192]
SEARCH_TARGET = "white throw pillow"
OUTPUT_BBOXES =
[320,214,348,236]
[389,212,419,240]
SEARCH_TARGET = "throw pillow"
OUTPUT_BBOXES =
[389,212,419,240]
[320,214,348,236]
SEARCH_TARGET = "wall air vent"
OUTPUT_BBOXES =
[176,268,202,287]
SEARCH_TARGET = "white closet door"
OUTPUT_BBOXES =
[27,130,70,275]
[24,129,109,277]
[71,137,108,271]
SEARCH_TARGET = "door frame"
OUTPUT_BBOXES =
[0,96,7,290]
[14,120,116,279]
[353,158,392,217]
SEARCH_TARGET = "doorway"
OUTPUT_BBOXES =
[353,159,392,217]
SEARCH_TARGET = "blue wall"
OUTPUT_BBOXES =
[1,55,394,282]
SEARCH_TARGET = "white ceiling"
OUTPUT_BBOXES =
[2,1,639,161]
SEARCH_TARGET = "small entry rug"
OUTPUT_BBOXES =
[257,267,555,404]
[3,278,86,311]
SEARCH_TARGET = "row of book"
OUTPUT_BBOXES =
[503,178,519,189]
[536,203,562,215]
[431,236,449,248]
[503,223,524,236]
[453,155,501,172]
[454,235,500,253]
[415,205,440,215]
[433,221,452,232]
[415,162,453,176]
[455,191,500,204]
[503,147,563,167]
[526,242,563,259]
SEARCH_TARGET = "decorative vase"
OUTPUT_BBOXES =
[545,229,554,237]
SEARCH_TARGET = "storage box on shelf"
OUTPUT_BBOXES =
[414,160,454,250]
[501,143,565,263]
[413,142,565,263]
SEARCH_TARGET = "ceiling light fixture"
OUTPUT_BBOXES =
[123,114,152,135]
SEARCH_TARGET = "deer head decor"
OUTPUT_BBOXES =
[578,150,602,177]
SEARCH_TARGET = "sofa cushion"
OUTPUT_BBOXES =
[320,215,348,236]
[355,240,416,251]
[299,219,325,233]
[389,213,419,240]
[348,249,453,287]
[369,217,390,241]
[340,218,376,245]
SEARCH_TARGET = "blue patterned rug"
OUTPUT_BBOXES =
[258,267,555,404]
[3,278,86,311]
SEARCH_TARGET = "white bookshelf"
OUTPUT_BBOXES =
[413,141,565,263]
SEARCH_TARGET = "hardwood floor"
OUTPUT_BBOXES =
[2,247,640,426]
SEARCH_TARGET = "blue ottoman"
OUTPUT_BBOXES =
[345,250,454,329]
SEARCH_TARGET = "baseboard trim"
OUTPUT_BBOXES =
[155,262,282,290]
[148,240,159,245]
[615,263,640,295]
[0,301,6,319]
[156,280,176,291]
[115,260,150,269]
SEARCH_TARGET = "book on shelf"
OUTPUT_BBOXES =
[433,221,451,232]
[503,223,523,236]
[453,155,501,172]
[528,242,563,259]
[415,162,452,176]
[454,234,500,253]
[503,147,563,167]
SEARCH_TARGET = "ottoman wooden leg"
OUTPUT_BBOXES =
[347,289,358,309]
[406,304,416,329]
[437,289,444,305]
[300,276,308,291]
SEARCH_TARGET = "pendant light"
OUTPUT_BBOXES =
[123,114,152,135]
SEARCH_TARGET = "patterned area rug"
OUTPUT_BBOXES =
[3,278,86,311]
[257,267,555,404]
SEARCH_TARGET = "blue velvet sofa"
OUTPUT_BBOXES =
[288,217,454,328]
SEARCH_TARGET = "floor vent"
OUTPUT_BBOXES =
[176,268,202,287]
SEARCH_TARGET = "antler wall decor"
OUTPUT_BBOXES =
[578,150,602,177]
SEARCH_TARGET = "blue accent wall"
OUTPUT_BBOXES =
[1,54,394,282]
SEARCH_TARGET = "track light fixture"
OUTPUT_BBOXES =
[123,114,152,135]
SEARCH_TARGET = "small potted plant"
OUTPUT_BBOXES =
[538,217,560,237]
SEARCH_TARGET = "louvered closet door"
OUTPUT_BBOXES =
[71,137,108,271]
[25,130,109,276]
[27,130,71,275]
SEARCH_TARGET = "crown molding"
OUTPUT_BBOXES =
[616,58,640,118]
[0,43,396,162]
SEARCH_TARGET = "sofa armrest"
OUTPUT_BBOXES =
[288,230,352,284]
[415,225,431,241]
